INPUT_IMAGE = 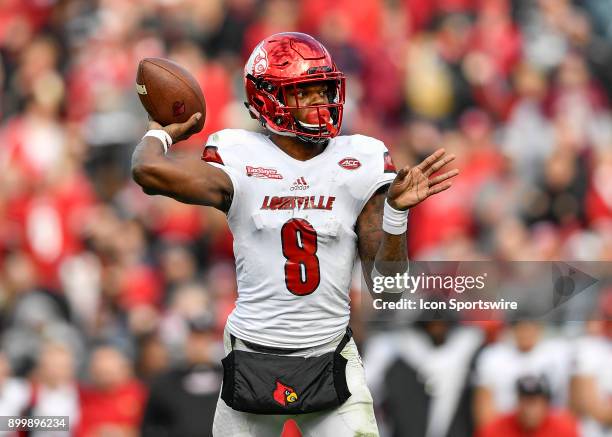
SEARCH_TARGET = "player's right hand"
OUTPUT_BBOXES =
[148,112,202,143]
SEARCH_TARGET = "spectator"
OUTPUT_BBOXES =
[473,321,572,427]
[136,334,170,382]
[76,346,146,437]
[158,282,212,361]
[157,243,199,295]
[1,283,84,377]
[502,62,554,184]
[0,352,30,437]
[518,0,574,72]
[586,147,612,227]
[364,319,483,437]
[570,292,612,437]
[28,343,80,437]
[477,375,580,437]
[141,314,222,437]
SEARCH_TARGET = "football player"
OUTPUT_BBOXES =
[132,32,458,437]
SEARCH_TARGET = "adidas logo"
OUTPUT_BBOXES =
[290,176,309,191]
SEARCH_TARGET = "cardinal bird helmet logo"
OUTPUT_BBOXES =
[273,380,298,407]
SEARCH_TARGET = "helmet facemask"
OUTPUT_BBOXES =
[246,72,345,144]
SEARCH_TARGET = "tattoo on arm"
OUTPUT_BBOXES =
[357,184,409,295]
[357,188,386,269]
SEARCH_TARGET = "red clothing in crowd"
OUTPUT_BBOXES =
[3,177,96,288]
[0,0,54,41]
[409,147,504,256]
[477,411,580,437]
[178,62,233,150]
[1,114,97,287]
[404,0,477,32]
[118,264,162,310]
[76,380,147,437]
[586,169,612,225]
[299,0,383,50]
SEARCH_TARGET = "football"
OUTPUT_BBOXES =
[136,57,206,132]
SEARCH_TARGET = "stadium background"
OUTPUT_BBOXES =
[1,0,611,436]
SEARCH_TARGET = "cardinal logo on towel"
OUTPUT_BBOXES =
[273,380,298,406]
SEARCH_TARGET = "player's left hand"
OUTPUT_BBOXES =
[386,148,459,211]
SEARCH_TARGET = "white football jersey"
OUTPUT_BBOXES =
[202,129,396,348]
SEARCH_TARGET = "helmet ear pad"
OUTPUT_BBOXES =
[247,91,280,129]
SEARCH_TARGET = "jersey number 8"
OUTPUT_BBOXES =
[281,218,321,295]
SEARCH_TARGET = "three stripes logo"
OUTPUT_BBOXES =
[290,177,309,191]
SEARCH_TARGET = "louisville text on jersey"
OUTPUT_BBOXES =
[246,166,283,179]
[261,195,336,210]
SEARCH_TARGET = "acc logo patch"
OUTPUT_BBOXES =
[273,380,298,407]
[338,157,361,170]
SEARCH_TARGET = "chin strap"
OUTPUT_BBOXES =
[324,119,338,136]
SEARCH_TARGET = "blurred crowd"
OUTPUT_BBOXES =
[1,0,612,436]
[364,317,612,437]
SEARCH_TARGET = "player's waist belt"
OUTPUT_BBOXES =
[221,326,353,414]
[238,338,309,355]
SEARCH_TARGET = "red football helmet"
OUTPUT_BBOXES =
[244,32,346,143]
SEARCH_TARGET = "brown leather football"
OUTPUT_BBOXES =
[136,57,206,132]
